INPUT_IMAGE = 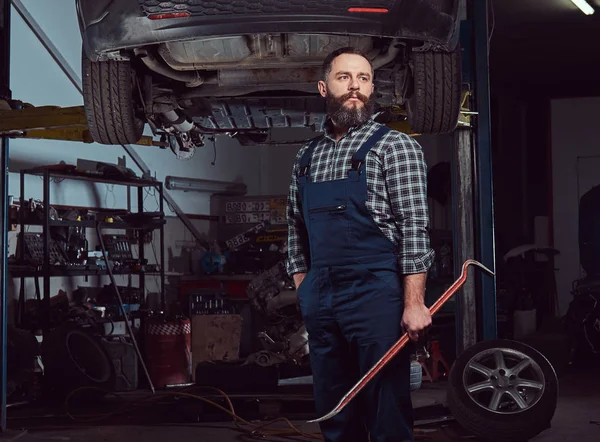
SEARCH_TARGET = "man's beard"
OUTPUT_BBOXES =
[326,91,375,128]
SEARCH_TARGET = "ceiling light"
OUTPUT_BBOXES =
[570,0,595,15]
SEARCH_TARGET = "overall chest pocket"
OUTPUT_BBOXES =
[308,203,348,221]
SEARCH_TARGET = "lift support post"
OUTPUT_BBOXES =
[0,0,10,433]
[471,0,497,343]
[453,0,497,355]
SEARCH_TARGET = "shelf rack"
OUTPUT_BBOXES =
[14,166,166,330]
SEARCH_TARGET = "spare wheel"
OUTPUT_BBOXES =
[446,339,558,442]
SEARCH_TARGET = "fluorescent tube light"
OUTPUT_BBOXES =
[165,176,247,195]
[570,0,595,15]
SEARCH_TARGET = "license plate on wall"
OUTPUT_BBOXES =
[224,198,287,225]
[225,200,270,213]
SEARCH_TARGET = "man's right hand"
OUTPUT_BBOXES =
[293,273,307,290]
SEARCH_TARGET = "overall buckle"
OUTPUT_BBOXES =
[299,164,310,177]
[351,159,365,174]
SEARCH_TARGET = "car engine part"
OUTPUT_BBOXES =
[245,261,309,368]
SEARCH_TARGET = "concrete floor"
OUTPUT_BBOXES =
[530,369,600,442]
[6,368,599,442]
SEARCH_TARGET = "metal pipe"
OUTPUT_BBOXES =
[136,49,205,87]
[161,110,195,133]
[159,182,165,312]
[0,135,7,436]
[372,39,403,70]
[0,0,9,431]
[180,83,317,98]
[43,170,50,328]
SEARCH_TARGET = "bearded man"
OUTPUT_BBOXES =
[286,47,435,442]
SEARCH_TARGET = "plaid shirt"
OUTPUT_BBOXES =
[286,118,435,276]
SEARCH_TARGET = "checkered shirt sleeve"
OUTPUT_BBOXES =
[286,147,311,276]
[381,133,435,274]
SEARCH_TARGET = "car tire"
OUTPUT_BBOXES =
[406,48,462,135]
[82,49,145,145]
[446,339,558,442]
[41,326,115,397]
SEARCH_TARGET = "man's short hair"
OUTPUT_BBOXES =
[321,47,373,81]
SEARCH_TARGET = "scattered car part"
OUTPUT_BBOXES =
[309,259,494,423]
[246,261,310,368]
[446,339,558,442]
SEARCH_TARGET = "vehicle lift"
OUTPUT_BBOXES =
[0,0,496,435]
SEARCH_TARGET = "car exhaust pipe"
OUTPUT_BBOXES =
[161,109,195,133]
[372,38,403,70]
[135,48,205,87]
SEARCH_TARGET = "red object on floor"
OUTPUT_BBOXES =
[144,317,192,388]
[420,340,450,382]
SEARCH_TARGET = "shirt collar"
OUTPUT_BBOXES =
[322,117,375,141]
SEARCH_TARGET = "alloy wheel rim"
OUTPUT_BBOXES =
[462,347,546,414]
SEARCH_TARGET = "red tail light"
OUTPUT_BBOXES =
[348,7,389,13]
[148,11,191,20]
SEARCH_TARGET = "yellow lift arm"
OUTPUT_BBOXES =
[0,101,162,147]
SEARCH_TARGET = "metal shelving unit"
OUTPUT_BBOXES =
[14,167,166,330]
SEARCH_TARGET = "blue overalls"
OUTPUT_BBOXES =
[296,125,414,442]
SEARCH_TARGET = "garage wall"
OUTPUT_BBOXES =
[551,96,600,315]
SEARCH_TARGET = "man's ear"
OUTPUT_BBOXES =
[318,80,327,98]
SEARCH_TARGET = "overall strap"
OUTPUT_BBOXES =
[297,135,323,184]
[348,125,391,178]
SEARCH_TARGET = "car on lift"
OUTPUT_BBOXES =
[76,0,464,153]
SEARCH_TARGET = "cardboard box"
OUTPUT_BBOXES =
[191,314,243,379]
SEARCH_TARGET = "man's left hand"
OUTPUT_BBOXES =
[401,304,432,342]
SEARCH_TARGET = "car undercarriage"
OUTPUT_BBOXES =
[78,0,464,154]
[138,35,413,148]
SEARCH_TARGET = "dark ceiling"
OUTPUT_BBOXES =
[488,0,600,97]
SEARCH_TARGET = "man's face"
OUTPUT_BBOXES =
[318,53,375,127]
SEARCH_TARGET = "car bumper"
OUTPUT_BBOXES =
[78,0,463,61]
